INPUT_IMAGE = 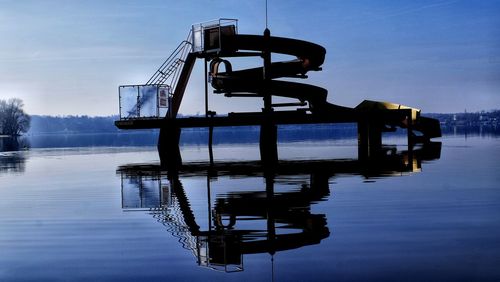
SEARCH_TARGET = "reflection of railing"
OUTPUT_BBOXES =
[120,171,246,272]
[118,166,333,273]
[121,173,203,262]
[118,84,171,119]
[151,203,200,257]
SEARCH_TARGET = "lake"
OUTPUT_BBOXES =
[1,129,499,281]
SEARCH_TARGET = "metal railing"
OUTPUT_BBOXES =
[191,18,238,53]
[118,84,171,119]
[118,19,239,120]
[118,30,193,120]
[146,30,193,87]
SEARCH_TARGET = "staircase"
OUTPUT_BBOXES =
[146,30,193,89]
[119,30,193,120]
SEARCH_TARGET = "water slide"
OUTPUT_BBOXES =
[165,28,440,139]
[207,33,440,138]
[209,34,352,114]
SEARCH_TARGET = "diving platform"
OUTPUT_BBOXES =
[114,18,441,168]
[115,107,417,139]
[116,109,357,129]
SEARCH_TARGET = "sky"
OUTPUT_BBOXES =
[0,0,499,116]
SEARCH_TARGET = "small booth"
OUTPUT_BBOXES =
[118,84,171,120]
[191,18,238,53]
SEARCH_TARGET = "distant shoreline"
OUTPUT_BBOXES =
[27,111,499,135]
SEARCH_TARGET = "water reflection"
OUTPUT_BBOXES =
[117,143,441,272]
[119,170,329,272]
[0,137,28,174]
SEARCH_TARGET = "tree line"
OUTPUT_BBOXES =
[0,98,30,136]
[29,115,119,134]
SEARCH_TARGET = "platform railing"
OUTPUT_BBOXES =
[191,18,238,53]
[146,37,192,86]
[118,84,171,120]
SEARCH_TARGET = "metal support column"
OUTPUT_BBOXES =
[265,173,276,256]
[358,119,382,160]
[205,58,215,165]
[259,28,278,164]
[158,124,182,169]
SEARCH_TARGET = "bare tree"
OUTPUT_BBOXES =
[0,100,5,134]
[0,98,31,136]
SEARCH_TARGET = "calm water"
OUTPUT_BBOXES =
[1,133,500,281]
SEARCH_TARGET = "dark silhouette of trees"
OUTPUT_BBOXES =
[0,98,31,136]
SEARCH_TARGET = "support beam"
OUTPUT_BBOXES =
[265,172,276,256]
[158,124,182,169]
[357,120,383,160]
[204,58,209,117]
[260,122,278,165]
[407,110,414,147]
[262,28,272,113]
[208,126,214,165]
[258,28,278,166]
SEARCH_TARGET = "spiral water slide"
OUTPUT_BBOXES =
[205,33,441,139]
[209,34,351,113]
[164,30,440,139]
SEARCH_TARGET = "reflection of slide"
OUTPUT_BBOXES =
[119,166,331,269]
[118,142,440,271]
[212,184,330,254]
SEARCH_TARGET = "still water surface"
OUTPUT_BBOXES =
[1,134,499,281]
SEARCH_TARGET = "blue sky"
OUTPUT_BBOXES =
[1,0,499,116]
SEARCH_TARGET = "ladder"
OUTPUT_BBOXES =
[146,30,193,92]
[122,31,193,119]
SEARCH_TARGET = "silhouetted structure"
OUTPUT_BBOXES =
[117,142,441,272]
[115,19,441,167]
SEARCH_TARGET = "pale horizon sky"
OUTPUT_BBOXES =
[1,0,499,116]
